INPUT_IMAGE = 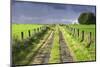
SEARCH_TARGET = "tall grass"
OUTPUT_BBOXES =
[60,25,96,61]
[12,24,50,65]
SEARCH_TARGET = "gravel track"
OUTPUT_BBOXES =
[31,31,54,64]
[59,30,73,63]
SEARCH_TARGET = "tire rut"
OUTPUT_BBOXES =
[59,30,73,63]
[31,31,54,64]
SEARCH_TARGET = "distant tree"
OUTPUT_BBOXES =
[78,12,96,24]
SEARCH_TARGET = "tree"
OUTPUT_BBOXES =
[78,12,96,24]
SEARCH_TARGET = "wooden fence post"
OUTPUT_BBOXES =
[40,27,41,31]
[34,29,36,33]
[71,27,73,35]
[21,32,24,40]
[90,32,92,42]
[86,32,92,48]
[73,28,75,36]
[81,31,84,42]
[28,30,31,37]
[38,28,39,32]
[77,29,79,37]
[32,29,34,35]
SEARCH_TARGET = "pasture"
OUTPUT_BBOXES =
[12,24,96,65]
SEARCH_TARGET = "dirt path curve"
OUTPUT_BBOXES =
[59,30,73,63]
[30,31,54,64]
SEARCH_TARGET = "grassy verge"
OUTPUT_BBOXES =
[60,26,95,61]
[67,24,96,60]
[49,25,60,63]
[22,31,52,65]
[13,30,51,65]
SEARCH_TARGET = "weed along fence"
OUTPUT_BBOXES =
[12,25,51,64]
[19,26,47,40]
[12,25,49,50]
[66,25,95,48]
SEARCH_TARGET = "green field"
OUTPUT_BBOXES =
[69,24,95,33]
[12,24,43,40]
[61,24,96,61]
[12,24,96,65]
[66,24,95,45]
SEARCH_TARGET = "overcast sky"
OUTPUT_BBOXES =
[12,0,96,24]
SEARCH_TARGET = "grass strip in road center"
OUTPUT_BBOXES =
[49,26,60,64]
